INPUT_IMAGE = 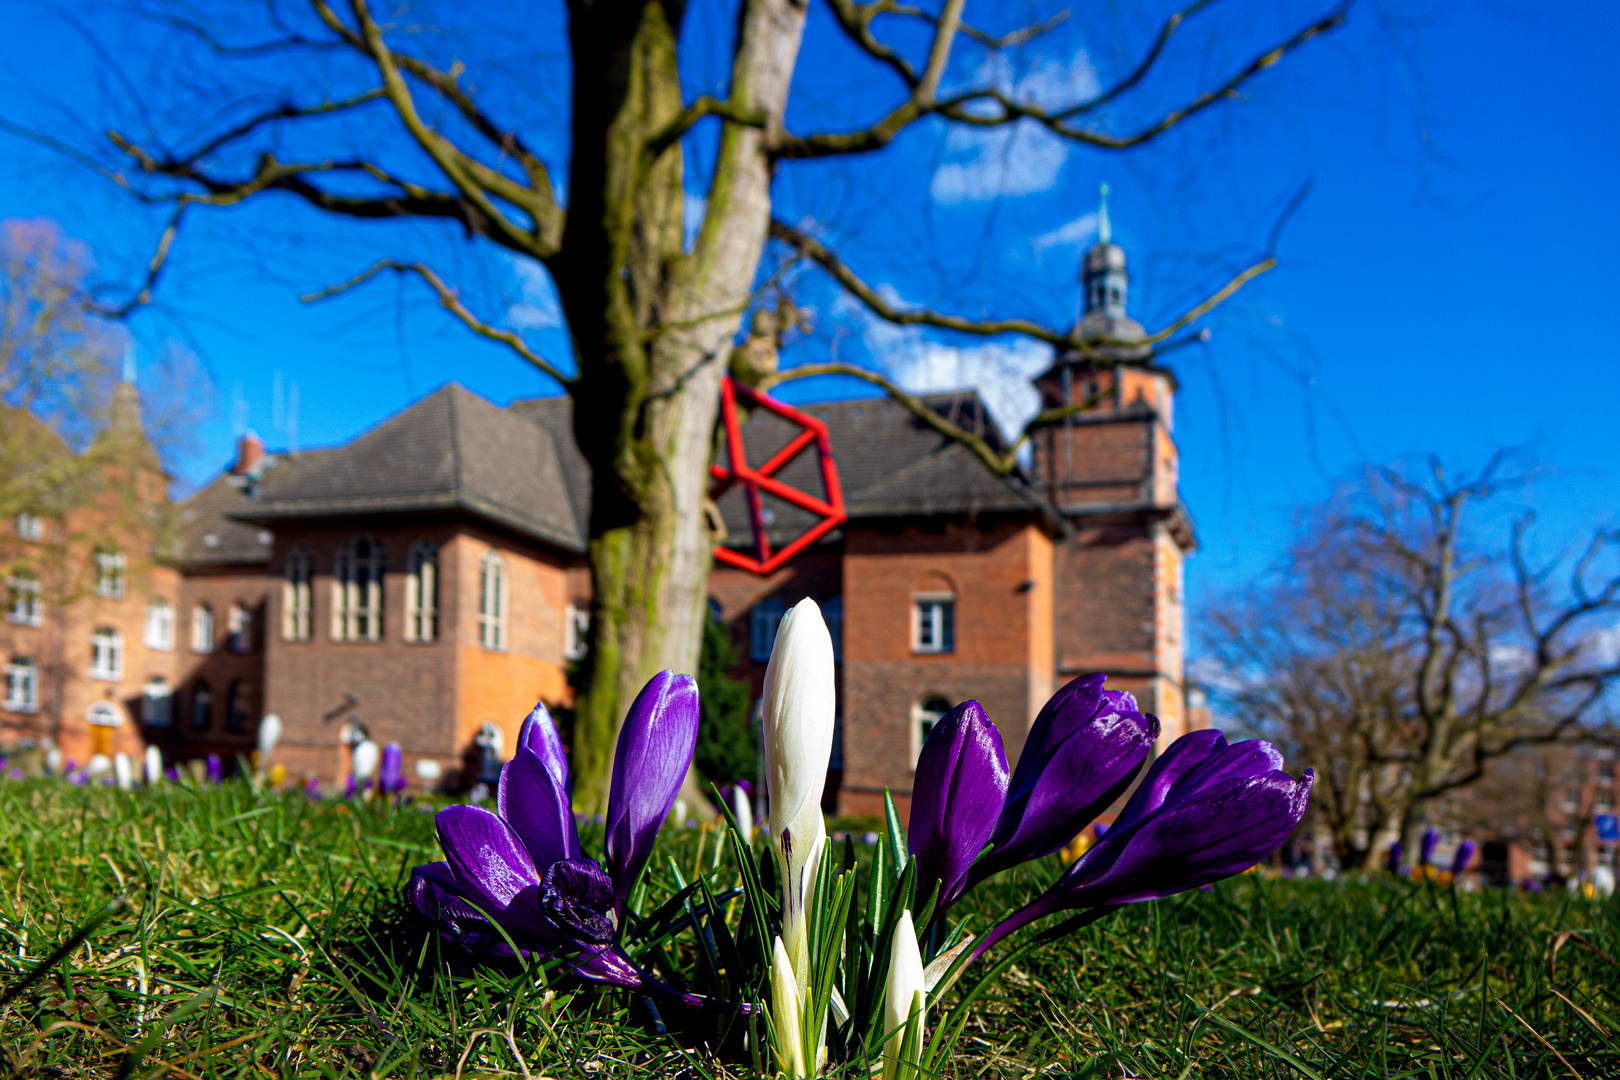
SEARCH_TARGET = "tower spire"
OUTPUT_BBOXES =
[1097,182,1111,246]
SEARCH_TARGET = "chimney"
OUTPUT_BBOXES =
[232,430,265,477]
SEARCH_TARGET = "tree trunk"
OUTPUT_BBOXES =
[561,0,809,813]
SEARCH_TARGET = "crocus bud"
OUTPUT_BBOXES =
[352,740,379,784]
[1387,841,1403,874]
[975,674,1157,885]
[379,742,404,794]
[603,671,700,920]
[45,748,61,775]
[144,745,162,786]
[881,910,927,1080]
[256,713,282,761]
[770,935,807,1079]
[1450,839,1476,877]
[908,700,1008,913]
[205,753,223,785]
[1593,865,1616,899]
[1419,827,1440,867]
[88,754,111,776]
[113,752,133,791]
[761,599,836,991]
[733,783,754,843]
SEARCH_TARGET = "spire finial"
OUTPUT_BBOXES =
[121,343,137,385]
[1097,182,1111,246]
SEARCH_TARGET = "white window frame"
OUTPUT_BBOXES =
[93,549,126,599]
[750,596,785,662]
[144,599,175,650]
[143,677,172,727]
[192,603,215,653]
[227,603,251,653]
[15,513,43,541]
[5,657,39,712]
[333,536,384,642]
[283,545,313,641]
[406,540,439,643]
[90,627,124,681]
[7,571,42,626]
[564,601,590,661]
[479,550,508,651]
[911,696,951,767]
[912,593,955,654]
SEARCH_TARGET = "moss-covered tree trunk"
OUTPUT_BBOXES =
[556,0,806,812]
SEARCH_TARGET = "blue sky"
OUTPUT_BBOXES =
[1,1,1615,643]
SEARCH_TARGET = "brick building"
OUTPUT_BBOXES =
[2,220,1200,805]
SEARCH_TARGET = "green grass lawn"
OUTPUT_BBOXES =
[1,778,1616,1079]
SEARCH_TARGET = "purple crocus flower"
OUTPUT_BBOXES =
[6,767,23,781]
[1419,826,1440,867]
[408,675,704,1000]
[164,766,180,783]
[972,731,1312,960]
[205,753,223,785]
[305,777,323,800]
[1451,839,1476,877]
[379,742,405,795]
[969,674,1158,889]
[343,773,358,799]
[907,700,1008,912]
[1387,841,1404,874]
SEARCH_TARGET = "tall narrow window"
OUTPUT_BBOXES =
[90,627,123,680]
[283,544,312,641]
[226,679,248,732]
[93,549,126,599]
[145,599,175,649]
[822,596,844,662]
[4,657,38,712]
[15,513,43,541]
[191,681,212,731]
[912,594,955,654]
[750,596,785,662]
[406,540,439,642]
[143,677,172,727]
[333,535,384,641]
[227,603,251,653]
[479,551,507,650]
[912,696,951,765]
[7,570,41,626]
[564,601,590,660]
[192,603,215,653]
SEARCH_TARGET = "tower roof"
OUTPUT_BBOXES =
[1067,183,1150,365]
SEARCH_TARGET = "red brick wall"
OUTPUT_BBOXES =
[171,564,270,762]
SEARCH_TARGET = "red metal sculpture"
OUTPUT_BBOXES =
[710,375,847,575]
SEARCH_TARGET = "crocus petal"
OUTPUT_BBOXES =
[604,670,700,918]
[435,804,545,934]
[500,745,580,867]
[762,599,837,841]
[539,858,616,945]
[881,911,927,1080]
[1420,827,1440,867]
[517,699,571,795]
[980,675,1157,879]
[379,742,404,792]
[908,700,1008,911]
[407,861,527,956]
[771,935,807,1079]
[1451,839,1476,877]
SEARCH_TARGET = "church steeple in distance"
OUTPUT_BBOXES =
[1075,183,1149,360]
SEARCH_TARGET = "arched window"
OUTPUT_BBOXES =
[333,535,384,641]
[90,627,123,680]
[191,681,212,731]
[227,603,251,653]
[750,596,785,662]
[4,657,38,712]
[912,591,955,654]
[192,603,215,653]
[912,696,951,765]
[406,540,439,643]
[145,598,175,650]
[93,548,126,599]
[143,677,172,727]
[478,551,507,650]
[7,569,41,626]
[283,544,313,641]
[226,679,248,732]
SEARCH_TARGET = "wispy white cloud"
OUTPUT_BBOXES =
[505,254,563,330]
[931,51,1101,205]
[1032,211,1098,257]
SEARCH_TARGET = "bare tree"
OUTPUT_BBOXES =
[4,0,1350,808]
[1211,459,1620,868]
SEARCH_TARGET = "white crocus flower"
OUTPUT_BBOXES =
[770,935,806,1079]
[352,739,379,784]
[733,783,755,843]
[761,598,836,995]
[882,910,928,1080]
[257,713,283,761]
[144,745,163,786]
[113,752,133,791]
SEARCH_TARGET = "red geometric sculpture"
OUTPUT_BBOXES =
[710,375,847,576]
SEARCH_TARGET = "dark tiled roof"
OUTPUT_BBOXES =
[224,384,583,552]
[173,471,283,565]
[510,391,1044,549]
[508,395,592,538]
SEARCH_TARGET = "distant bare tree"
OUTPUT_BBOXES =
[4,0,1350,808]
[1211,459,1620,869]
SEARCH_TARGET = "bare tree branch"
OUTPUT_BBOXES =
[301,259,572,385]
[88,205,186,319]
